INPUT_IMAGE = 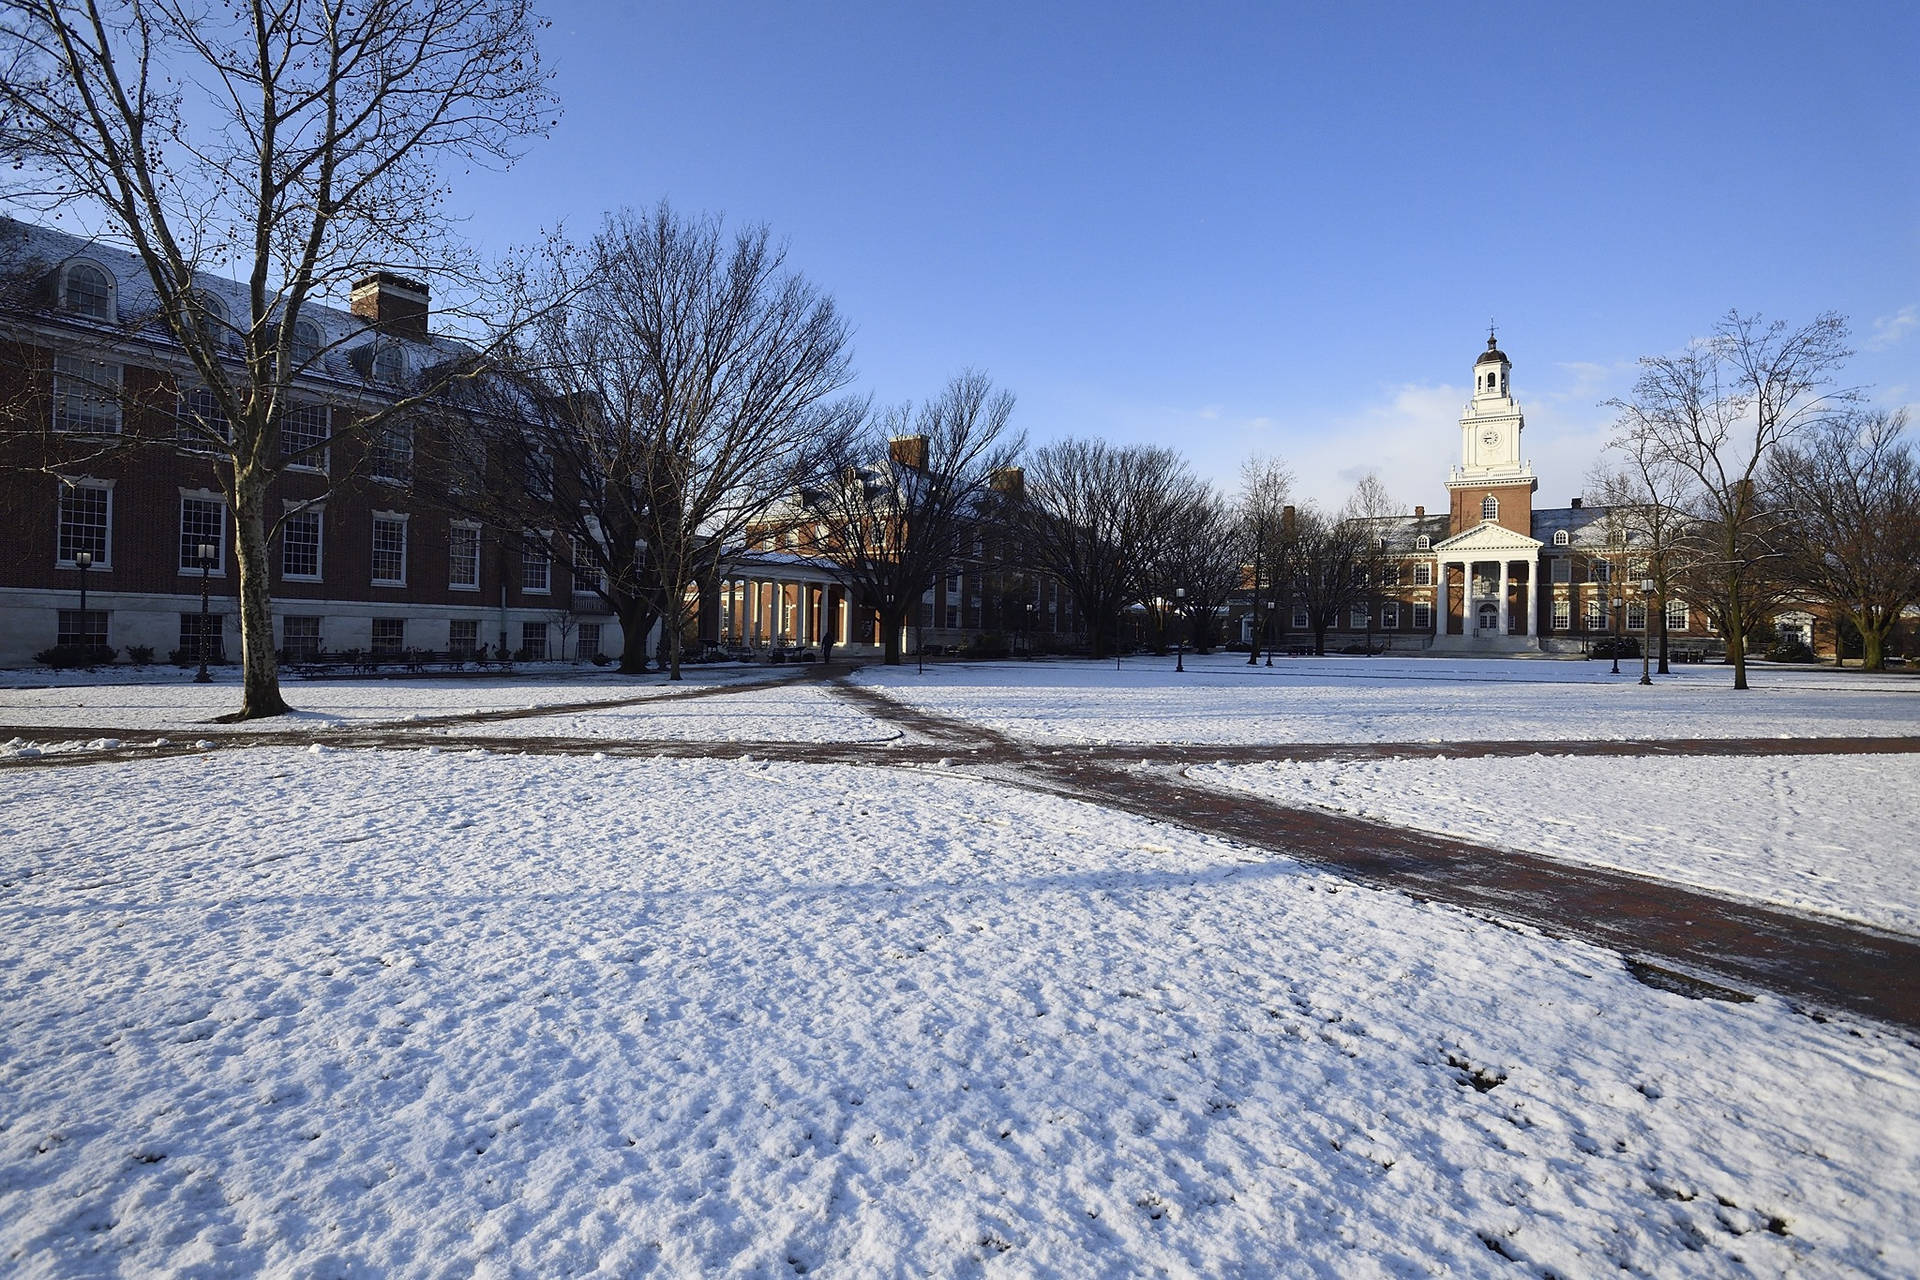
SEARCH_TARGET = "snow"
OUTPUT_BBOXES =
[852,654,1920,745]
[0,665,788,735]
[1190,753,1920,936]
[3,747,1919,1277]
[471,683,897,744]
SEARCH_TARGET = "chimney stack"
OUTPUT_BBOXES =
[1571,496,1583,509]
[990,466,1025,497]
[350,272,430,342]
[889,435,930,472]
[1414,505,1425,519]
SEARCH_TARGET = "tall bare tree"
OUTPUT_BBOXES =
[1286,501,1371,656]
[1344,471,1398,654]
[1767,407,1920,670]
[1017,439,1189,660]
[1594,425,1693,673]
[0,0,555,716]
[1237,454,1293,663]
[1139,484,1239,654]
[802,371,1021,666]
[1606,310,1854,689]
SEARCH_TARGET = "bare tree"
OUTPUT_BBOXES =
[1344,471,1398,654]
[0,0,555,716]
[802,372,1021,666]
[441,207,857,678]
[1286,501,1371,656]
[1237,454,1293,663]
[1016,439,1193,661]
[1594,425,1693,673]
[1605,311,1854,690]
[1767,408,1920,670]
[1146,486,1240,654]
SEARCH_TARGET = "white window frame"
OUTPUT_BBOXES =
[1586,599,1605,631]
[1592,560,1612,585]
[178,489,228,575]
[521,530,552,594]
[176,383,231,451]
[1553,599,1572,630]
[56,477,114,569]
[282,504,324,581]
[1481,495,1499,522]
[370,617,406,654]
[59,260,115,321]
[1666,599,1690,632]
[571,533,603,596]
[1412,601,1432,630]
[1291,605,1309,630]
[1350,603,1369,628]
[1552,558,1571,583]
[282,402,331,473]
[1413,562,1433,586]
[449,521,481,591]
[1627,600,1647,631]
[370,419,412,485]
[1553,529,1570,547]
[1382,602,1399,629]
[53,353,122,434]
[371,511,409,586]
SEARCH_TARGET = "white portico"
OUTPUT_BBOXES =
[1428,520,1543,651]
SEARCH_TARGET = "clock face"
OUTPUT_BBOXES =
[1481,429,1500,448]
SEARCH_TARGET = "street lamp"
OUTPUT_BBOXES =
[1173,587,1186,673]
[1024,601,1035,660]
[195,541,217,683]
[1639,578,1655,686]
[1609,595,1623,674]
[1265,602,1276,665]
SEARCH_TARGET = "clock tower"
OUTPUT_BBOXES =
[1444,329,1536,536]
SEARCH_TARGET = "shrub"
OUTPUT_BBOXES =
[1765,637,1816,663]
[37,643,116,669]
[125,645,155,665]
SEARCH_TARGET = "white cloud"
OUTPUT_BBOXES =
[1866,305,1918,352]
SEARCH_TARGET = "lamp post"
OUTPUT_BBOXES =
[73,549,93,648]
[1639,578,1655,686]
[1265,602,1277,665]
[1247,545,1262,667]
[1024,601,1035,660]
[1609,594,1623,674]
[1174,587,1186,673]
[195,541,216,683]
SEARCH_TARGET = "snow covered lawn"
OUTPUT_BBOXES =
[854,654,1920,745]
[474,683,897,744]
[1189,753,1920,937]
[3,748,1917,1276]
[0,665,787,735]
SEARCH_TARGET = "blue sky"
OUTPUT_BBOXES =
[456,1,1917,510]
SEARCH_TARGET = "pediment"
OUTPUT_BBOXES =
[1432,520,1542,554]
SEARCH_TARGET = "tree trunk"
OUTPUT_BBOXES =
[1726,577,1748,690]
[1657,605,1670,675]
[881,606,906,665]
[666,608,685,681]
[1861,619,1889,672]
[617,597,653,674]
[1313,625,1328,657]
[231,471,288,719]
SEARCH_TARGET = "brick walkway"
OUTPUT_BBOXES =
[5,669,1916,1033]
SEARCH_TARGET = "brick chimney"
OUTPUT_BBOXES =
[350,272,430,341]
[889,435,930,472]
[1571,496,1583,509]
[990,466,1024,497]
[1414,505,1425,519]
[1282,504,1296,537]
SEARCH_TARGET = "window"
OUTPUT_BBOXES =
[1350,603,1369,628]
[945,603,960,629]
[1553,529,1569,547]
[449,522,480,590]
[1667,599,1690,632]
[1481,495,1499,522]
[178,612,225,661]
[1628,601,1647,631]
[371,344,405,385]
[526,448,553,502]
[53,354,121,433]
[1416,535,1431,550]
[282,616,322,660]
[946,569,962,594]
[282,402,330,471]
[57,610,109,649]
[1551,599,1571,630]
[178,494,226,573]
[61,262,113,319]
[571,535,602,595]
[519,621,548,659]
[57,481,111,566]
[1592,561,1611,585]
[370,421,412,484]
[283,509,323,580]
[577,622,602,661]
[447,619,479,657]
[1477,602,1499,632]
[521,533,551,592]
[1551,558,1571,583]
[372,513,408,585]
[177,386,231,451]
[1381,563,1400,587]
[1382,603,1399,629]
[371,618,405,654]
[1413,563,1432,586]
[1291,605,1309,630]
[1586,599,1604,631]
[1412,602,1432,630]
[290,320,323,366]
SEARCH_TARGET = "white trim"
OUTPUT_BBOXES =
[371,510,409,587]
[52,351,123,434]
[58,259,116,321]
[280,501,325,582]
[176,488,229,576]
[449,520,482,591]
[55,475,115,570]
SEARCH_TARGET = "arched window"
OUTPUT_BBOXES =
[291,320,323,365]
[61,262,113,320]
[1477,602,1499,632]
[1415,535,1430,551]
[371,343,405,384]
[1481,495,1498,521]
[1553,529,1569,546]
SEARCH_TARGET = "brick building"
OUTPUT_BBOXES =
[0,217,618,668]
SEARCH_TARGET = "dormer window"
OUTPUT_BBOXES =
[291,320,323,365]
[61,262,113,320]
[1481,495,1499,521]
[1553,529,1569,546]
[371,344,405,384]
[1415,535,1430,551]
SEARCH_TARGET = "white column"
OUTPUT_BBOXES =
[799,582,812,644]
[1524,563,1538,638]
[1496,562,1510,636]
